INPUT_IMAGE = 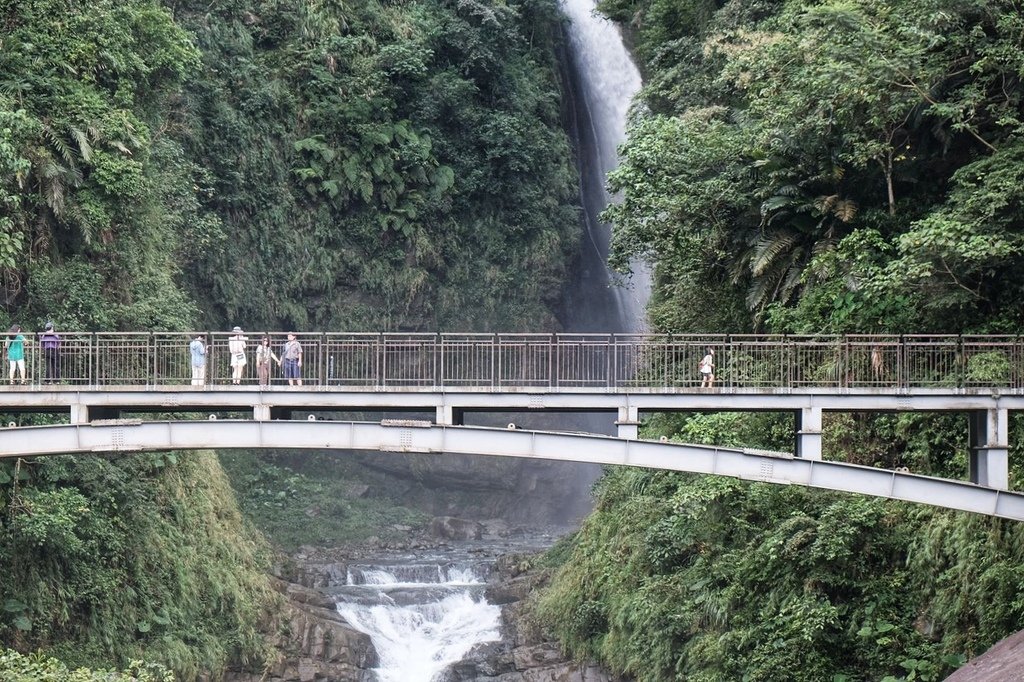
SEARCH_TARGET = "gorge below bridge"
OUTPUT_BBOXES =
[3,332,1024,520]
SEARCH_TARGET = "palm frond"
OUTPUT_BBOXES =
[70,127,93,162]
[751,231,798,277]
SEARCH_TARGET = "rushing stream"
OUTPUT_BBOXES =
[335,553,500,682]
[335,0,645,678]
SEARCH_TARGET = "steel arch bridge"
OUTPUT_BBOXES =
[2,331,1023,521]
[3,419,1023,521]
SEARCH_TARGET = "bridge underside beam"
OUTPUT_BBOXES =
[970,409,1009,490]
[1,421,1022,521]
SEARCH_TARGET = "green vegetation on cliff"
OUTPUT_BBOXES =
[0,451,276,675]
[604,0,1024,334]
[0,0,580,673]
[1,0,579,333]
[538,0,1024,679]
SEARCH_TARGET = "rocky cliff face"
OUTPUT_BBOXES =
[440,554,620,682]
[225,578,377,682]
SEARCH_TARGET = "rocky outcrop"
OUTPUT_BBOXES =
[225,578,377,682]
[439,554,622,682]
[429,516,485,541]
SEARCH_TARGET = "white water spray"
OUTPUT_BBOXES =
[336,561,500,682]
[560,0,650,334]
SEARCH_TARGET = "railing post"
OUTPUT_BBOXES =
[93,333,100,386]
[377,334,384,388]
[315,333,322,386]
[898,335,906,391]
[612,335,619,390]
[440,334,446,388]
[957,334,965,389]
[784,335,791,389]
[549,334,555,388]
[490,334,496,389]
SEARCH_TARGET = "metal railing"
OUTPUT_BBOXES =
[1,332,1022,390]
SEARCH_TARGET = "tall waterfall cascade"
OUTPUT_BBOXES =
[336,2,647,679]
[560,0,650,334]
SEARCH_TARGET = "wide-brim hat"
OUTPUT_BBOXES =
[232,326,243,333]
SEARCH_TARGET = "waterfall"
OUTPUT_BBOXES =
[337,4,647,679]
[559,0,650,334]
[335,556,501,682]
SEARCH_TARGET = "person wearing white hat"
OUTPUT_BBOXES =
[228,326,248,385]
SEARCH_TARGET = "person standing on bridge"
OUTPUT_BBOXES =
[5,325,25,385]
[228,326,248,385]
[39,321,61,384]
[281,332,303,386]
[699,348,715,388]
[255,336,280,387]
[189,334,206,386]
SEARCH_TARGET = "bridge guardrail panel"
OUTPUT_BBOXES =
[845,335,901,389]
[30,332,92,385]
[790,336,842,388]
[728,335,787,388]
[613,334,663,388]
[153,332,201,385]
[96,332,153,385]
[556,334,612,388]
[382,333,437,387]
[498,334,553,388]
[324,333,380,386]
[283,332,324,386]
[962,335,1016,388]
[905,335,961,388]
[440,334,495,387]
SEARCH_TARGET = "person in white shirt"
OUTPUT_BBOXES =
[228,326,248,385]
[699,348,715,388]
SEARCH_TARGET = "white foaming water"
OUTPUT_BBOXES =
[336,563,500,682]
[560,0,651,333]
[560,0,641,168]
[339,593,501,682]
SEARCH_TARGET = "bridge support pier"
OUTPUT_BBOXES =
[795,407,823,460]
[616,406,640,440]
[435,405,464,426]
[969,409,1009,490]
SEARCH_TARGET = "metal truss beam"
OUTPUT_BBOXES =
[2,420,1021,521]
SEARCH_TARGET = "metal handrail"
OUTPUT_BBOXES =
[0,332,1021,390]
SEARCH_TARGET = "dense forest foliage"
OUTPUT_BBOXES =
[0,0,580,675]
[0,0,579,332]
[539,0,1024,680]
[0,451,275,675]
[604,0,1023,334]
